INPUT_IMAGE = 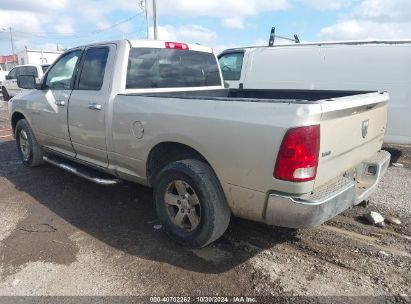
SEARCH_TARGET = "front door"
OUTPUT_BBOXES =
[68,45,114,168]
[30,49,82,157]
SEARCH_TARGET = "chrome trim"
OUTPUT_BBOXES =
[42,146,114,175]
[43,156,120,185]
[88,103,102,110]
[264,150,391,228]
[355,150,390,204]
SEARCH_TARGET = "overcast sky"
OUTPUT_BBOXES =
[0,0,411,55]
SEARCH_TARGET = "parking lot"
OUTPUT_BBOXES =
[0,98,410,298]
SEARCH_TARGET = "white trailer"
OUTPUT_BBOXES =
[219,40,411,145]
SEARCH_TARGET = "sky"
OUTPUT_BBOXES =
[1,0,411,55]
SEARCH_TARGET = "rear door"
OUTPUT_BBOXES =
[68,44,115,168]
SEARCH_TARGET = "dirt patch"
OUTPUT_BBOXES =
[1,215,79,276]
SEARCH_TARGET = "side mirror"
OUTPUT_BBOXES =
[17,75,38,89]
[5,75,11,80]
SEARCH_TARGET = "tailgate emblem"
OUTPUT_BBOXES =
[362,120,369,138]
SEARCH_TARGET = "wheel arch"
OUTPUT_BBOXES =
[146,141,217,187]
[11,112,26,135]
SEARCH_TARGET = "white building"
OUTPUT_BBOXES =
[17,48,63,65]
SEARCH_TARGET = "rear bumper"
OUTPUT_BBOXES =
[264,150,391,228]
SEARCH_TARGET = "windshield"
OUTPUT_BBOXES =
[126,48,221,89]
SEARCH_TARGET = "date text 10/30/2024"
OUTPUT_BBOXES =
[149,296,257,303]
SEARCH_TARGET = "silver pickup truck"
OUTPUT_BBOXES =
[10,39,390,248]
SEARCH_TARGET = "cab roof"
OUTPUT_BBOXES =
[69,39,215,54]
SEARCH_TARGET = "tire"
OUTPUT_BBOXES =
[15,119,44,167]
[154,159,231,248]
[2,87,10,101]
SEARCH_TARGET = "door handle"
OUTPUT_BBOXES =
[88,103,102,110]
[55,100,65,106]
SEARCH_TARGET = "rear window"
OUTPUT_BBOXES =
[19,66,38,77]
[126,48,221,89]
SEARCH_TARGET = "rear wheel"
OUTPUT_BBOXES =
[2,87,10,101]
[15,119,44,167]
[154,159,231,248]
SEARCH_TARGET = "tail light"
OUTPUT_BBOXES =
[274,125,320,182]
[165,42,189,50]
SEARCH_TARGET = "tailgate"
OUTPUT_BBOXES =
[315,92,388,188]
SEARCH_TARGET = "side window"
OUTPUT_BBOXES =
[218,52,244,81]
[78,47,109,90]
[8,68,17,79]
[45,50,81,90]
[20,66,38,77]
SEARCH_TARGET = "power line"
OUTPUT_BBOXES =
[0,27,15,54]
[91,13,142,35]
[139,0,150,39]
[0,13,143,39]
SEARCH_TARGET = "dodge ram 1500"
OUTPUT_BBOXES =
[11,39,390,247]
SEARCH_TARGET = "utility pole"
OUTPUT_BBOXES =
[9,27,15,55]
[153,0,158,40]
[139,0,150,39]
[144,0,150,39]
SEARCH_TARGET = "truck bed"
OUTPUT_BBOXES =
[123,88,375,103]
[113,90,388,197]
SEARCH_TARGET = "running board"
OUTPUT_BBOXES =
[43,156,120,186]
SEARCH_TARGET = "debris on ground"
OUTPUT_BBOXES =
[392,163,404,168]
[358,200,371,208]
[385,216,402,225]
[153,224,162,230]
[19,223,57,233]
[364,211,385,226]
[9,279,20,288]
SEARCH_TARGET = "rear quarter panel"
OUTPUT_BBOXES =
[110,95,323,220]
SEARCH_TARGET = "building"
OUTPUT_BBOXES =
[17,47,63,66]
[0,54,18,70]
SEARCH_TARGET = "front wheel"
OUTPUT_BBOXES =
[154,159,231,248]
[15,119,44,167]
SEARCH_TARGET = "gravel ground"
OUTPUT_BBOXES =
[0,100,410,301]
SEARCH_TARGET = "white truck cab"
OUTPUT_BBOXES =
[2,64,50,100]
[218,41,411,145]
